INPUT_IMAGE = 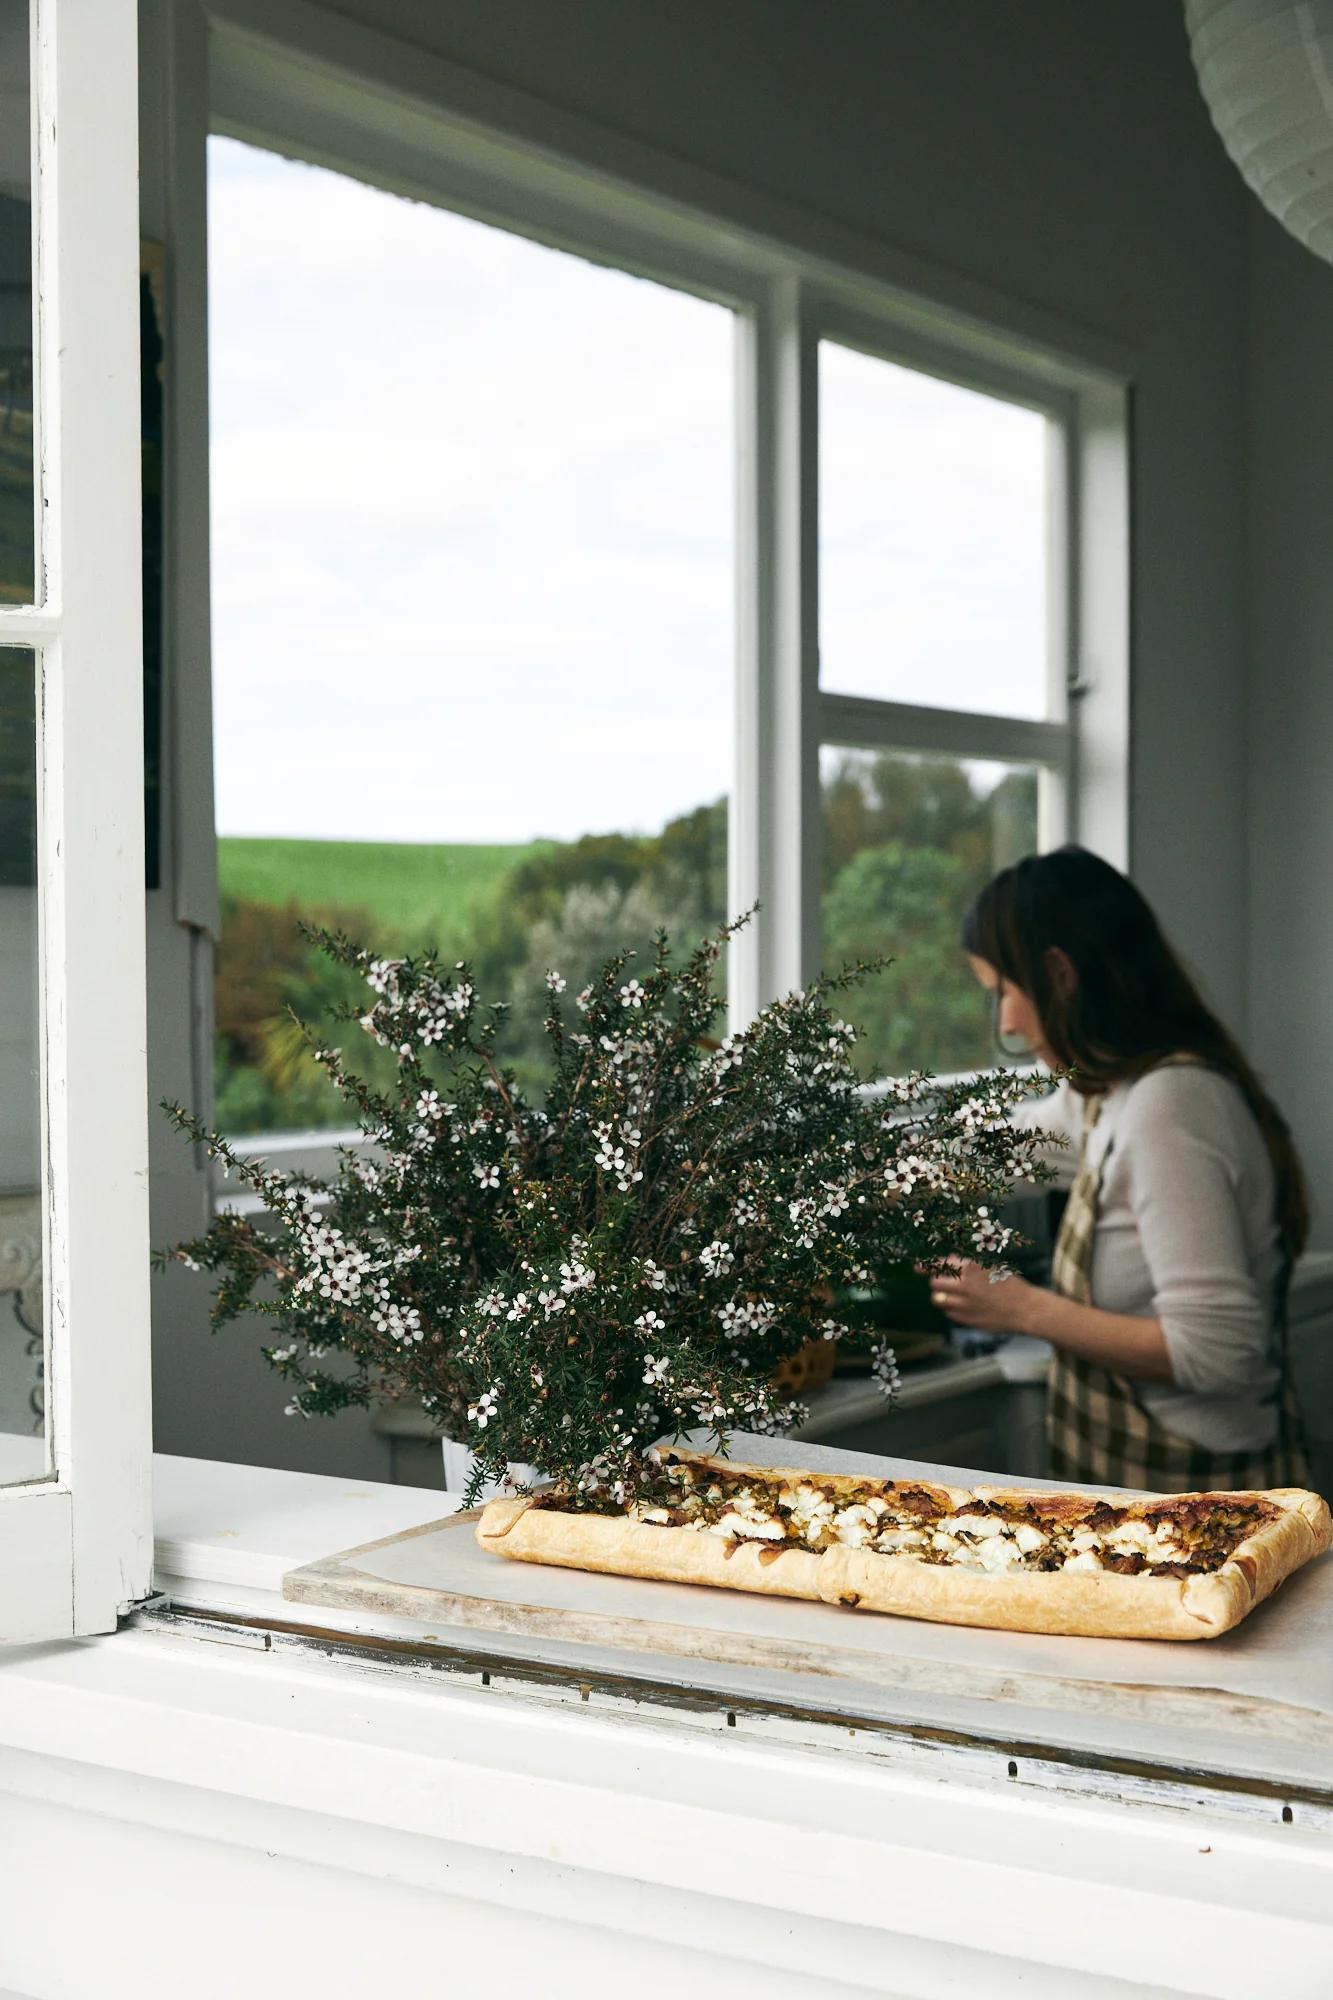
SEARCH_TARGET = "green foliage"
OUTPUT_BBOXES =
[162,919,1053,1504]
[824,841,981,1076]
[821,754,1040,1076]
[218,836,552,945]
[215,804,726,1131]
[213,759,1039,1132]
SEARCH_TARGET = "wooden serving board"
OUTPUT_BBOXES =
[283,1433,1333,1793]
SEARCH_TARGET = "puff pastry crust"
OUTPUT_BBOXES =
[476,1452,1331,1642]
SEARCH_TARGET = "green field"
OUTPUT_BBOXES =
[218,836,553,943]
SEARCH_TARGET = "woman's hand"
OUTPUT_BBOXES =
[925,1261,1177,1380]
[928,1258,1036,1335]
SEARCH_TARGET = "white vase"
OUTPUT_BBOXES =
[440,1435,542,1501]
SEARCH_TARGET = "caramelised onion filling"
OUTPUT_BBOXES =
[541,1457,1277,1576]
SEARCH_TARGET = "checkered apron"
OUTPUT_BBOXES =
[1046,1072,1309,1491]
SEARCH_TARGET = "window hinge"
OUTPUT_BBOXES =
[1066,669,1096,700]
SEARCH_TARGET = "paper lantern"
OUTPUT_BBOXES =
[1185,0,1333,264]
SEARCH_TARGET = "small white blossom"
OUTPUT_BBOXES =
[698,1240,735,1277]
[469,1388,500,1430]
[372,1300,423,1345]
[871,1340,901,1401]
[545,970,567,993]
[619,978,646,1009]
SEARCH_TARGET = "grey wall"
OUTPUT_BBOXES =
[1245,211,1333,1250]
[140,0,1280,1474]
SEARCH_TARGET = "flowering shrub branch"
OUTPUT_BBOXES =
[158,917,1053,1505]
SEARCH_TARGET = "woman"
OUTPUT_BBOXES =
[930,845,1310,1491]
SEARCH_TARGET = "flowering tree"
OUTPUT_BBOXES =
[160,918,1052,1504]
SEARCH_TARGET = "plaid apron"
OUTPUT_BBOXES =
[1046,1070,1309,1491]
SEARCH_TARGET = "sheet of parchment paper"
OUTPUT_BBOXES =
[340,1431,1333,1720]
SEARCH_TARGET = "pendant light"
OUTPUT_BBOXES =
[1185,0,1333,265]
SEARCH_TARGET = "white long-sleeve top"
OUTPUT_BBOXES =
[1012,1067,1285,1452]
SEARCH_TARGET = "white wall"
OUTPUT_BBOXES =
[140,0,1267,1471]
[1245,211,1333,1250]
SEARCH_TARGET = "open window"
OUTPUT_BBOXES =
[0,0,151,1641]
[0,0,1131,1541]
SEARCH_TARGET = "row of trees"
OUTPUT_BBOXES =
[213,753,1036,1133]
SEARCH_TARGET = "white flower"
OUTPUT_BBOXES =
[575,985,594,1012]
[468,1388,500,1430]
[415,1089,442,1122]
[560,1257,594,1295]
[545,970,567,993]
[641,1258,668,1292]
[871,1340,901,1400]
[787,1198,821,1249]
[718,1297,774,1336]
[365,958,404,997]
[642,1355,671,1386]
[505,1292,531,1322]
[473,1163,501,1191]
[635,1309,666,1334]
[371,1300,424,1345]
[698,1240,735,1277]
[973,1208,1015,1256]
[619,978,646,1009]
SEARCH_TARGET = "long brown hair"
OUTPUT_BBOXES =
[962,846,1310,1254]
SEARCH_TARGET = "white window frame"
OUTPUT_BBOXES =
[0,0,151,1640]
[180,3,1128,1164]
[0,0,1128,1628]
[191,0,1132,1189]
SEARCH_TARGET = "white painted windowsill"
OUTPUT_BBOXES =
[3,1439,1332,2000]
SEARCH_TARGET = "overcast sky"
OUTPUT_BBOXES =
[208,137,1046,846]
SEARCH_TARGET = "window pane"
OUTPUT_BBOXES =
[208,139,732,1134]
[0,648,47,1476]
[821,745,1039,1080]
[819,342,1049,719]
[0,1,35,606]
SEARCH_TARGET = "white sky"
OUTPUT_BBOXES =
[207,138,1047,845]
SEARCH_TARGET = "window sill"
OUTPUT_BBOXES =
[2,1442,1331,2000]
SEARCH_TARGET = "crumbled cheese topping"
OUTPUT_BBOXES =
[563,1459,1274,1579]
